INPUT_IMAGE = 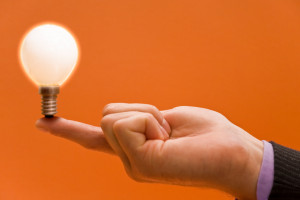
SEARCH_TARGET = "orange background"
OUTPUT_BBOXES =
[1,0,300,199]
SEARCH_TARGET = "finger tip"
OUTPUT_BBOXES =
[35,116,61,130]
[35,118,43,127]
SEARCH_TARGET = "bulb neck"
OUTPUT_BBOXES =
[39,86,60,117]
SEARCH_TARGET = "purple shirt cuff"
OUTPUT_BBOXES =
[256,140,274,200]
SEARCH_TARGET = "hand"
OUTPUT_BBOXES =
[36,103,263,200]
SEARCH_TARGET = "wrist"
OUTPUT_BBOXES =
[204,129,263,200]
[212,125,264,200]
[232,133,264,200]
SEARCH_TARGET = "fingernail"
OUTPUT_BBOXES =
[162,119,171,134]
[160,125,169,140]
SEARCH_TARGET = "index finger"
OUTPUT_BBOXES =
[36,117,114,154]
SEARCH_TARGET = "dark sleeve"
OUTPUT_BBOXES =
[269,141,300,200]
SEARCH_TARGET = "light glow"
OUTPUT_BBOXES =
[20,24,79,86]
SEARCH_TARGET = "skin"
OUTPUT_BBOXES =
[36,103,263,200]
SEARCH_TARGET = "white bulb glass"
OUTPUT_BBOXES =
[20,24,78,86]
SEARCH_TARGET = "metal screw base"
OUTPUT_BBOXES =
[39,86,60,117]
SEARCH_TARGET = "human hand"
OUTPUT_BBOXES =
[36,103,263,200]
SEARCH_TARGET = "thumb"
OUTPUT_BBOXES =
[36,117,114,154]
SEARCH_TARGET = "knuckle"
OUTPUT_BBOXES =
[100,115,113,130]
[112,120,125,132]
[142,112,155,121]
[102,103,116,116]
[148,105,162,119]
[148,104,159,113]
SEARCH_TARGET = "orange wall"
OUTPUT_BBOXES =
[1,0,300,199]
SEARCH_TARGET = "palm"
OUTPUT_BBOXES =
[141,106,243,186]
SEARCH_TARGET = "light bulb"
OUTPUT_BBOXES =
[19,23,78,117]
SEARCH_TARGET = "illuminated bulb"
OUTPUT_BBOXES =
[19,24,78,117]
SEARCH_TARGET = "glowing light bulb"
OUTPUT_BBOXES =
[19,23,79,117]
